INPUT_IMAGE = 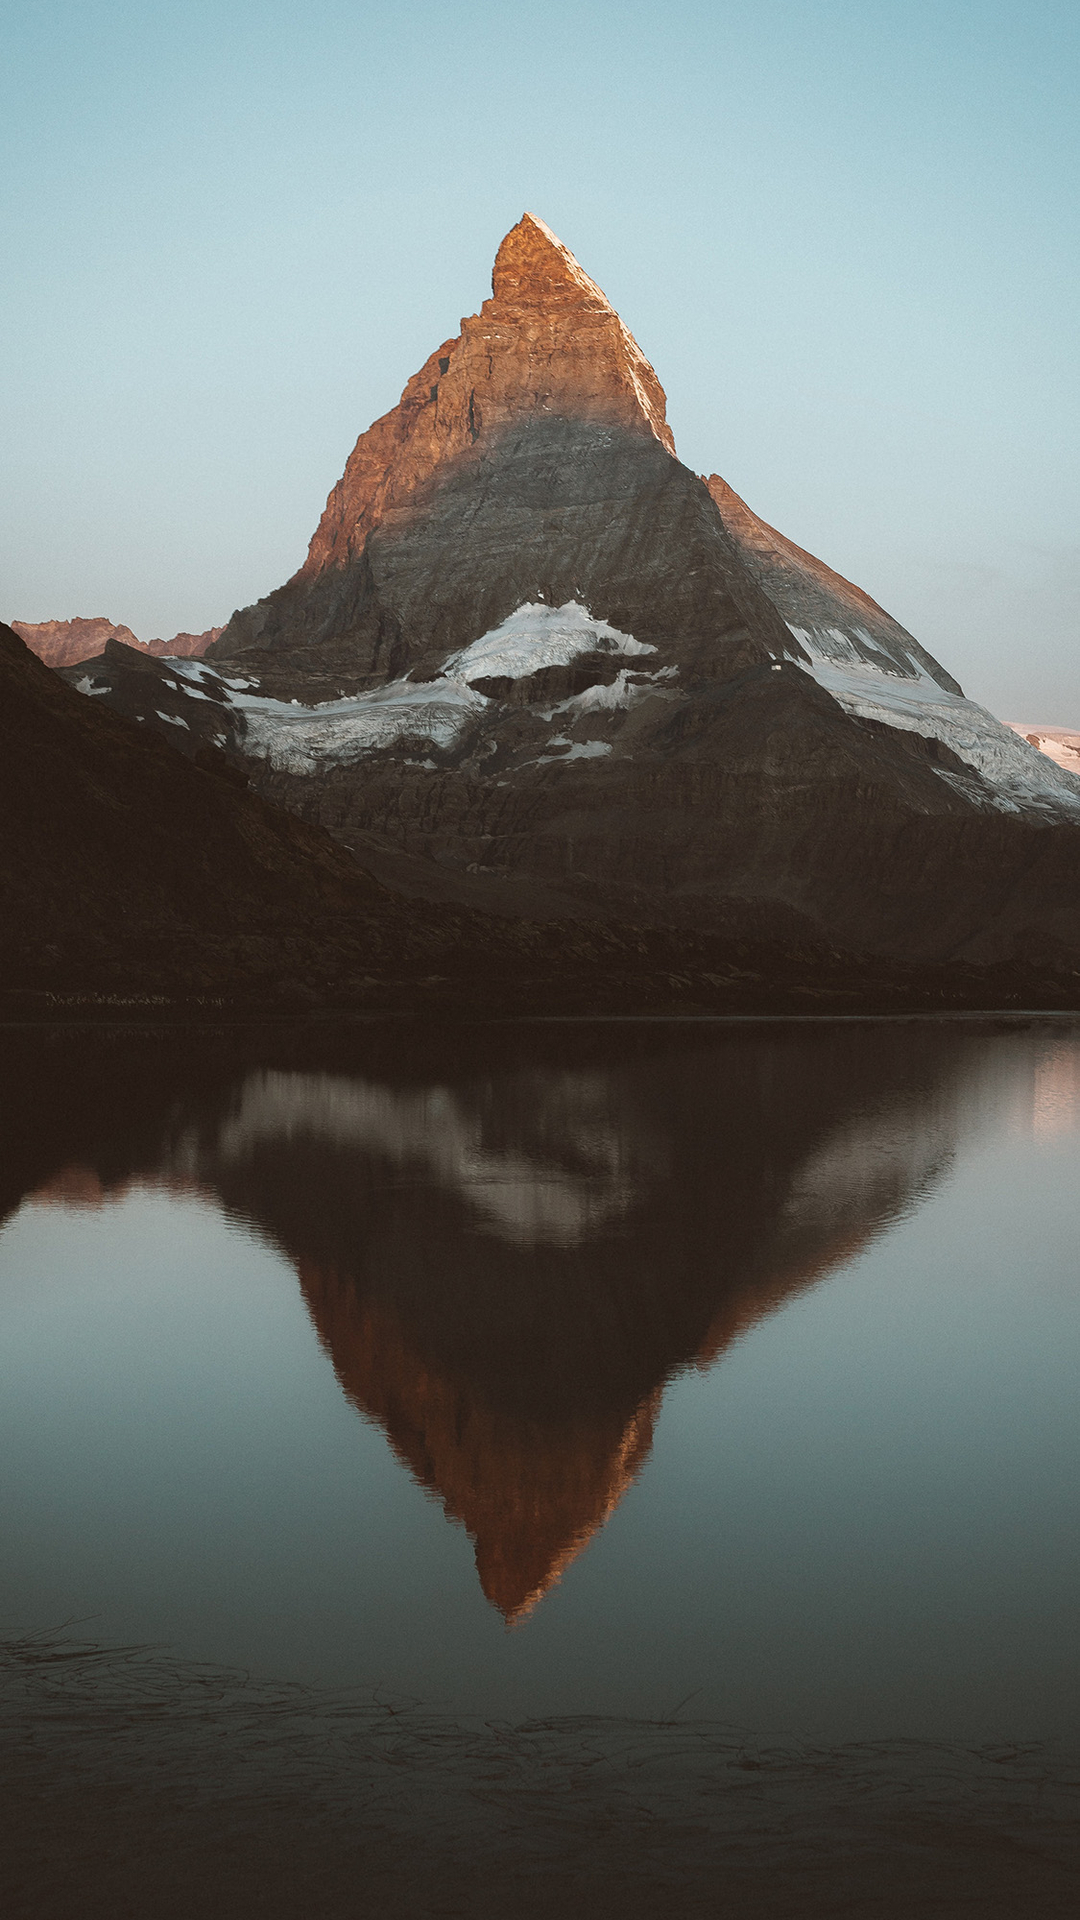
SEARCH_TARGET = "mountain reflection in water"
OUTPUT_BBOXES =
[6,1019,1071,1623]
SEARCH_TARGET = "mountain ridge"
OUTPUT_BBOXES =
[11,617,221,669]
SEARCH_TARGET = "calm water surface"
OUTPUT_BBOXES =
[1,1018,1077,1742]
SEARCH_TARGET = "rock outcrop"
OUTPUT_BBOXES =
[146,626,224,657]
[12,616,142,669]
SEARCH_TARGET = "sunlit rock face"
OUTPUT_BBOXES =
[296,212,675,588]
[12,617,142,668]
[207,210,779,697]
[6,1021,1041,1620]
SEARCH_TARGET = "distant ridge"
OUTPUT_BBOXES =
[1008,723,1080,777]
[11,616,222,669]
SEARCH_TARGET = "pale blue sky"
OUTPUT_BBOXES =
[3,1,1077,719]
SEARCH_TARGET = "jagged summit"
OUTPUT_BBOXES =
[270,211,675,599]
[491,211,616,311]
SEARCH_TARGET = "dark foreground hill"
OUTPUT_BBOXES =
[0,620,447,1006]
[6,617,1080,1012]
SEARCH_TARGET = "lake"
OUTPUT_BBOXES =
[2,1016,1078,1747]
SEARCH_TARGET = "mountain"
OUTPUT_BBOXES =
[11,617,221,668]
[145,626,224,657]
[52,215,1080,987]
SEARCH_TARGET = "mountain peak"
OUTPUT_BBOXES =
[491,212,613,312]
[252,214,675,590]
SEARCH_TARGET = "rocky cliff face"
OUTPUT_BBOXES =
[11,617,221,669]
[63,215,1080,979]
[12,617,142,668]
[297,212,674,587]
[146,626,224,657]
[208,212,775,692]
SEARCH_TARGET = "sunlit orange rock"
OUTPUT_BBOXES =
[11,617,222,669]
[297,1257,660,1622]
[297,213,675,583]
[11,617,142,670]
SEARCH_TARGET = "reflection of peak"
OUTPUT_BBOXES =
[7,1022,1030,1621]
[297,1258,659,1620]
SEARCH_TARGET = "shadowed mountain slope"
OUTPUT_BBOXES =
[0,620,550,1004]
[702,474,962,691]
[19,616,1016,1015]
[0,622,379,996]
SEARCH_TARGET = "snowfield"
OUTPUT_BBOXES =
[789,625,1080,821]
[239,678,489,775]
[178,603,662,776]
[1007,724,1080,777]
[77,605,1080,820]
[442,599,655,681]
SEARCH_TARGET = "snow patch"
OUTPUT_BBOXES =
[537,666,677,726]
[240,676,488,775]
[560,739,612,760]
[443,600,654,683]
[792,630,1080,820]
[534,733,611,764]
[167,660,252,698]
[80,601,665,775]
[195,601,658,775]
[785,621,949,689]
[549,669,640,716]
[165,681,216,702]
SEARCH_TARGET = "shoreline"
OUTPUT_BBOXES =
[3,1633,1077,1919]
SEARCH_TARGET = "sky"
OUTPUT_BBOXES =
[2,0,1077,721]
